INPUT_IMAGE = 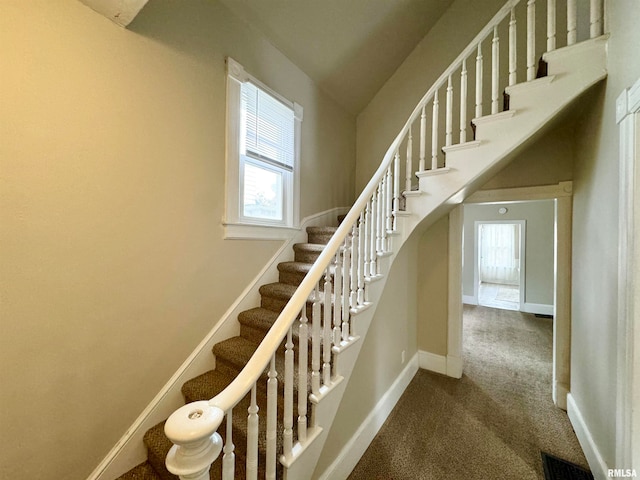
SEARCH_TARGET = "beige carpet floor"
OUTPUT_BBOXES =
[348,305,588,480]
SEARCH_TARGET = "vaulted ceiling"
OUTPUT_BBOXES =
[79,0,453,115]
[218,0,453,114]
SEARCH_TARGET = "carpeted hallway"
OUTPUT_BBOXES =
[348,305,588,480]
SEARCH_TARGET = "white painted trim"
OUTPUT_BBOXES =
[460,182,572,410]
[222,222,301,240]
[522,302,554,316]
[446,355,463,378]
[471,109,517,126]
[554,381,569,411]
[316,353,419,480]
[418,350,448,375]
[466,181,573,203]
[88,207,349,480]
[567,393,610,480]
[442,140,482,154]
[78,0,148,27]
[224,57,302,234]
[462,294,478,305]
[616,76,640,472]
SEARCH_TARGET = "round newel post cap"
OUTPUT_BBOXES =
[165,401,224,444]
[164,401,224,479]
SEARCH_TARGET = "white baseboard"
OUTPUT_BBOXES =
[522,302,554,316]
[462,295,477,305]
[419,350,447,375]
[567,393,610,480]
[317,354,419,480]
[446,355,463,379]
[553,381,569,411]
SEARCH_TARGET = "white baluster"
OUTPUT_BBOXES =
[333,250,343,343]
[376,182,383,253]
[350,223,358,308]
[460,59,468,143]
[246,385,259,480]
[431,90,439,170]
[590,0,603,38]
[547,0,557,51]
[265,357,277,480]
[385,166,392,236]
[527,0,536,81]
[357,211,365,306]
[567,0,577,45]
[322,267,332,387]
[419,106,426,171]
[369,195,378,276]
[283,328,294,460]
[475,43,483,119]
[406,128,413,192]
[363,203,370,278]
[342,235,351,340]
[446,76,453,146]
[334,237,350,340]
[311,284,321,397]
[221,410,234,480]
[393,152,400,228]
[509,9,517,86]
[491,26,500,115]
[298,309,308,445]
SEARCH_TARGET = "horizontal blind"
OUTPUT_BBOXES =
[241,81,295,170]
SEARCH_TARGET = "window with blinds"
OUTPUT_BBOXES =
[241,82,295,171]
[239,81,295,222]
[225,57,301,236]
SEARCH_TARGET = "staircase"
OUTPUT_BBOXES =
[116,226,340,480]
[108,1,608,479]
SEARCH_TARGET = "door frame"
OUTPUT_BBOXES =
[448,181,573,409]
[615,78,640,471]
[473,220,526,310]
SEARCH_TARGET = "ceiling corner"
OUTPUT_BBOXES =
[78,0,149,27]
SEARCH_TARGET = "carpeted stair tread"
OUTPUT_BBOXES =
[277,261,314,285]
[181,369,235,404]
[259,281,326,318]
[277,261,313,275]
[293,243,326,263]
[213,336,313,395]
[116,461,161,480]
[238,307,312,350]
[306,226,338,244]
[118,220,341,480]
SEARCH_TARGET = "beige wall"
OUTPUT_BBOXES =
[570,0,640,467]
[0,1,355,479]
[417,216,450,356]
[314,234,419,476]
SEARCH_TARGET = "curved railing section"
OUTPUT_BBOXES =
[163,1,603,478]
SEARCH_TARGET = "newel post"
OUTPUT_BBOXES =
[165,401,225,480]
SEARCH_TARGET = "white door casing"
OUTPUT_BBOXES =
[616,77,640,472]
[457,182,573,409]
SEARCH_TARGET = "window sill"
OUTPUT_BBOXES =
[223,221,300,240]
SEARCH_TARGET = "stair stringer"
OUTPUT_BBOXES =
[402,35,608,240]
[282,35,608,480]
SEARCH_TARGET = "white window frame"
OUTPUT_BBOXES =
[224,57,302,239]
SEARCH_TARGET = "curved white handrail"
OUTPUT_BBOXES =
[165,0,522,460]
[164,0,604,476]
